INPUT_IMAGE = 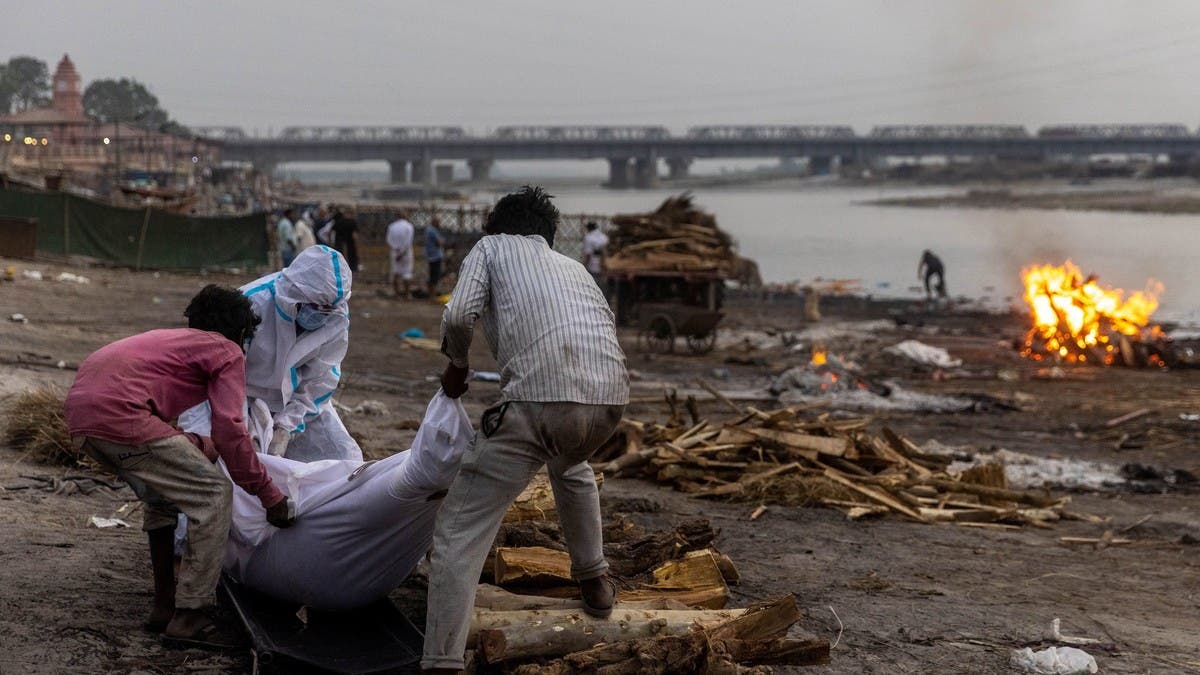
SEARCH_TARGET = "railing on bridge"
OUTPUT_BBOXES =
[869,125,1031,139]
[686,125,855,140]
[276,126,468,141]
[491,125,670,141]
[190,126,248,141]
[1036,124,1191,139]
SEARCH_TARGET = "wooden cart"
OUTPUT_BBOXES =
[605,271,724,355]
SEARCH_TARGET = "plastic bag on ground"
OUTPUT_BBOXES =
[1011,646,1098,675]
[885,339,963,368]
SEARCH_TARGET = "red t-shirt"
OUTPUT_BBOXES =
[65,328,283,508]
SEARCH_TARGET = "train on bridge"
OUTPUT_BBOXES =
[188,123,1200,142]
[168,122,1200,189]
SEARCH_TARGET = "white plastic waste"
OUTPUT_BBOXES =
[885,339,963,368]
[21,270,43,281]
[55,272,90,284]
[1010,646,1098,675]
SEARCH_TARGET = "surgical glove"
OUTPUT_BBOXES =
[265,497,295,528]
[268,427,291,457]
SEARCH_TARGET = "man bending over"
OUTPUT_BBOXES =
[65,285,293,643]
[422,187,630,673]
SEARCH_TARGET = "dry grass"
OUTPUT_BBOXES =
[739,474,857,507]
[2,386,83,466]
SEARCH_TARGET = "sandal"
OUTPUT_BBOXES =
[161,618,238,650]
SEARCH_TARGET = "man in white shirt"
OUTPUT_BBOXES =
[581,221,609,286]
[386,213,415,299]
[422,187,629,673]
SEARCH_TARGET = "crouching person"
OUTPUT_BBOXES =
[64,285,294,643]
[423,187,630,673]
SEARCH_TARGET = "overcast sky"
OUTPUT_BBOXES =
[6,0,1200,133]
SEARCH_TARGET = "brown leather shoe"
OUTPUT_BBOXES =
[579,575,616,618]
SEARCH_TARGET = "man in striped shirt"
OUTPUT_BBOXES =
[423,187,629,673]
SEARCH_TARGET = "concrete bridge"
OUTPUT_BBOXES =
[191,124,1200,188]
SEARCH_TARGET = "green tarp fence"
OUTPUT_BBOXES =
[0,185,267,269]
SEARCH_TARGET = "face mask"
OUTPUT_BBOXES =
[296,304,334,331]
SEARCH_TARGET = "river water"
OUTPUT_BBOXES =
[525,185,1200,325]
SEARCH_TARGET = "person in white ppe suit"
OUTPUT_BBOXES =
[241,245,361,462]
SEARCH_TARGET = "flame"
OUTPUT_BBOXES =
[1021,261,1162,363]
[811,350,827,366]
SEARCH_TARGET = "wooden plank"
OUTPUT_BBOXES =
[746,427,851,458]
[823,469,928,522]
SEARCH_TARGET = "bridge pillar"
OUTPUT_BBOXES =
[468,159,494,183]
[411,157,432,185]
[808,156,833,175]
[666,158,692,180]
[633,157,660,189]
[388,160,408,184]
[607,158,632,189]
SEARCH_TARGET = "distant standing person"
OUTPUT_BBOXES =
[918,249,947,299]
[294,212,317,252]
[386,212,415,298]
[424,216,445,297]
[582,221,608,286]
[277,208,299,267]
[331,208,360,272]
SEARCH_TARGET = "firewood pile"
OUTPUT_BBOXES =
[470,477,830,672]
[591,406,1077,529]
[606,194,739,277]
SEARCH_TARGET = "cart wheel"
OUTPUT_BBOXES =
[642,314,675,354]
[686,330,717,355]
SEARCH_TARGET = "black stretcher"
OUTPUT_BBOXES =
[220,575,423,674]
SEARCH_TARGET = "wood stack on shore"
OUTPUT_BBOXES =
[592,406,1077,529]
[477,479,830,671]
[606,194,739,276]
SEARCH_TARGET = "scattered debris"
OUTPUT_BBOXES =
[9,313,28,323]
[401,327,425,339]
[1010,646,1098,674]
[89,516,130,529]
[1,387,83,466]
[21,270,43,281]
[55,272,90,284]
[351,400,390,416]
[593,407,1073,527]
[401,336,441,351]
[885,339,962,368]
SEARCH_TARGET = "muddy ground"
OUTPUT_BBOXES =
[0,259,1197,674]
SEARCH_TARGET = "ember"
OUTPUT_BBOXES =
[1021,260,1166,366]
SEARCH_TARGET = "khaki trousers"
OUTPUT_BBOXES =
[422,401,624,670]
[79,434,232,609]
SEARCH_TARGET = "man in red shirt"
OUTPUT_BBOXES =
[65,285,294,643]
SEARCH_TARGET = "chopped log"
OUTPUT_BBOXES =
[746,428,851,458]
[824,469,928,522]
[1104,407,1152,428]
[912,478,1061,508]
[474,584,692,611]
[495,546,572,587]
[606,518,718,577]
[512,595,824,674]
[505,473,557,523]
[698,462,804,498]
[475,606,746,662]
[621,549,730,609]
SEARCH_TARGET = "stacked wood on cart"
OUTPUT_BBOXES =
[592,400,1082,530]
[474,476,831,672]
[603,195,751,355]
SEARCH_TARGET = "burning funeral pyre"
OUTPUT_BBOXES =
[1021,260,1173,367]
